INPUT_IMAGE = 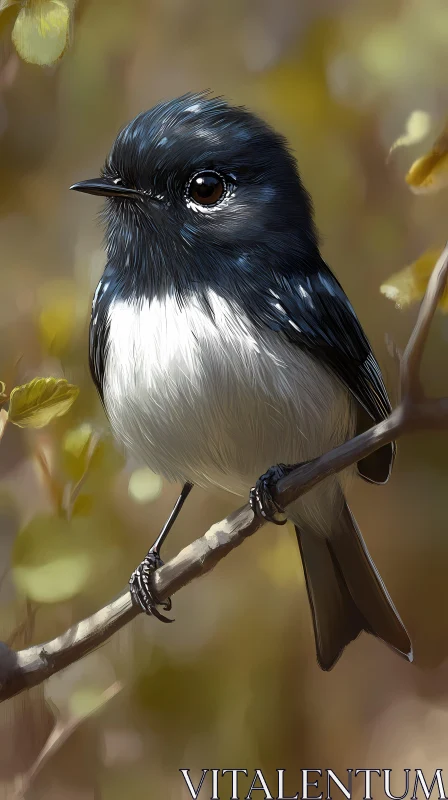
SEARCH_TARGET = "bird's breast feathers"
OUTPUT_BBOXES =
[102,289,355,494]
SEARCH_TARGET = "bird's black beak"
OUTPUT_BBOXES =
[70,177,142,199]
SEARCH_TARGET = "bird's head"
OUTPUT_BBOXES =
[71,93,319,290]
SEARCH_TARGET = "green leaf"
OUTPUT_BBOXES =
[128,468,163,504]
[12,514,94,603]
[8,377,79,428]
[12,0,70,66]
[62,423,94,481]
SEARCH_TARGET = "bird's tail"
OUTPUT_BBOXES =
[294,501,412,671]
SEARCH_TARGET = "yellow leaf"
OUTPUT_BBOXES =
[12,0,70,66]
[380,248,448,311]
[0,381,7,402]
[406,123,448,194]
[388,110,431,157]
[8,377,79,428]
[12,514,94,603]
[128,468,163,504]
[62,423,94,481]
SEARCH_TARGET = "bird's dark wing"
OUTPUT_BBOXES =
[89,271,114,405]
[258,262,395,483]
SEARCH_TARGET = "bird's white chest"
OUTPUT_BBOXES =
[103,291,353,495]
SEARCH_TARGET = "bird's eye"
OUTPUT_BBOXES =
[187,171,226,206]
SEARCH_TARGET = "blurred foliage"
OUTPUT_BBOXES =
[128,468,162,504]
[0,0,448,797]
[388,110,432,158]
[13,514,95,602]
[62,422,95,481]
[37,278,80,356]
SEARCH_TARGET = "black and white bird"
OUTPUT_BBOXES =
[71,92,412,671]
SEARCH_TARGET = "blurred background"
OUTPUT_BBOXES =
[0,0,448,797]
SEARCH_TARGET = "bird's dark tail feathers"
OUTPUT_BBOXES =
[295,502,412,671]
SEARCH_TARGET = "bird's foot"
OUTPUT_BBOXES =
[129,550,174,623]
[250,463,297,525]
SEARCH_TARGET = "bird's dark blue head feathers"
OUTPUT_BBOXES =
[72,92,321,295]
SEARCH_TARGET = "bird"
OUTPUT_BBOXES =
[71,92,412,670]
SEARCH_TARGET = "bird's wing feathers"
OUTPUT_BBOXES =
[89,271,113,404]
[259,263,395,483]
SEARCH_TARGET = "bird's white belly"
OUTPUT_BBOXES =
[103,290,355,526]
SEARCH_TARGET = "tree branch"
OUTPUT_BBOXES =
[1,243,448,704]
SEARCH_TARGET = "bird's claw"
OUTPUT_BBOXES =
[129,551,174,623]
[250,463,295,525]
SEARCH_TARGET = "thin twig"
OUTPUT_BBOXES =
[7,603,39,649]
[14,681,122,799]
[35,447,63,513]
[63,432,101,521]
[400,242,448,401]
[0,245,447,703]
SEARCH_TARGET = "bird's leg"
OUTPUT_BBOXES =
[250,463,304,525]
[129,482,193,621]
